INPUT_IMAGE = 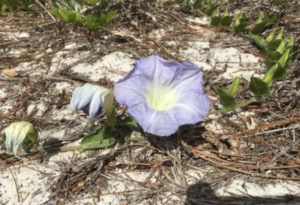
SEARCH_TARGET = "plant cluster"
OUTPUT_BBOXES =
[0,0,116,31]
[183,0,299,114]
[1,0,299,156]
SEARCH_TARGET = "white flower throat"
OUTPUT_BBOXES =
[146,83,179,110]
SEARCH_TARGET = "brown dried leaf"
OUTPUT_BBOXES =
[2,69,19,77]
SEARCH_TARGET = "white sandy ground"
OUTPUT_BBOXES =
[1,16,299,205]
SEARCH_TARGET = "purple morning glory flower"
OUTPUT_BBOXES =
[71,83,114,118]
[114,55,210,136]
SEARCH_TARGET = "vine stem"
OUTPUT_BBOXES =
[208,97,258,115]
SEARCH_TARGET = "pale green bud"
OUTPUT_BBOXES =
[275,28,284,41]
[256,12,264,24]
[263,64,278,85]
[2,121,38,156]
[276,39,287,54]
[278,48,291,68]
[287,35,294,48]
[228,77,241,96]
[266,29,277,43]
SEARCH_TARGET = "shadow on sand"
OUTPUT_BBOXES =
[185,181,300,205]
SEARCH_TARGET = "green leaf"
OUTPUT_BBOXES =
[206,0,219,16]
[251,22,267,35]
[1,0,17,11]
[119,116,140,129]
[51,9,77,23]
[216,87,236,110]
[211,9,220,26]
[21,0,33,11]
[86,15,100,30]
[277,0,287,4]
[58,9,71,22]
[267,51,282,61]
[250,77,269,97]
[81,127,110,145]
[264,50,282,70]
[105,11,117,23]
[193,0,203,10]
[221,15,233,26]
[264,57,276,70]
[80,126,116,151]
[251,34,266,50]
[266,39,282,52]
[273,64,286,81]
[264,13,277,24]
[234,13,249,34]
[228,77,241,96]
[74,13,84,26]
[182,0,191,5]
[49,9,59,17]
[85,0,98,6]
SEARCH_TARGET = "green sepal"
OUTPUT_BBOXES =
[106,108,117,127]
[250,77,270,97]
[2,133,6,142]
[228,77,241,96]
[216,87,236,110]
[23,131,38,153]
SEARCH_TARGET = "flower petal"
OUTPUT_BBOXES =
[71,83,113,118]
[172,93,210,125]
[114,74,149,107]
[127,103,178,136]
[4,121,36,156]
[114,55,210,136]
[71,83,98,111]
[88,88,108,118]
